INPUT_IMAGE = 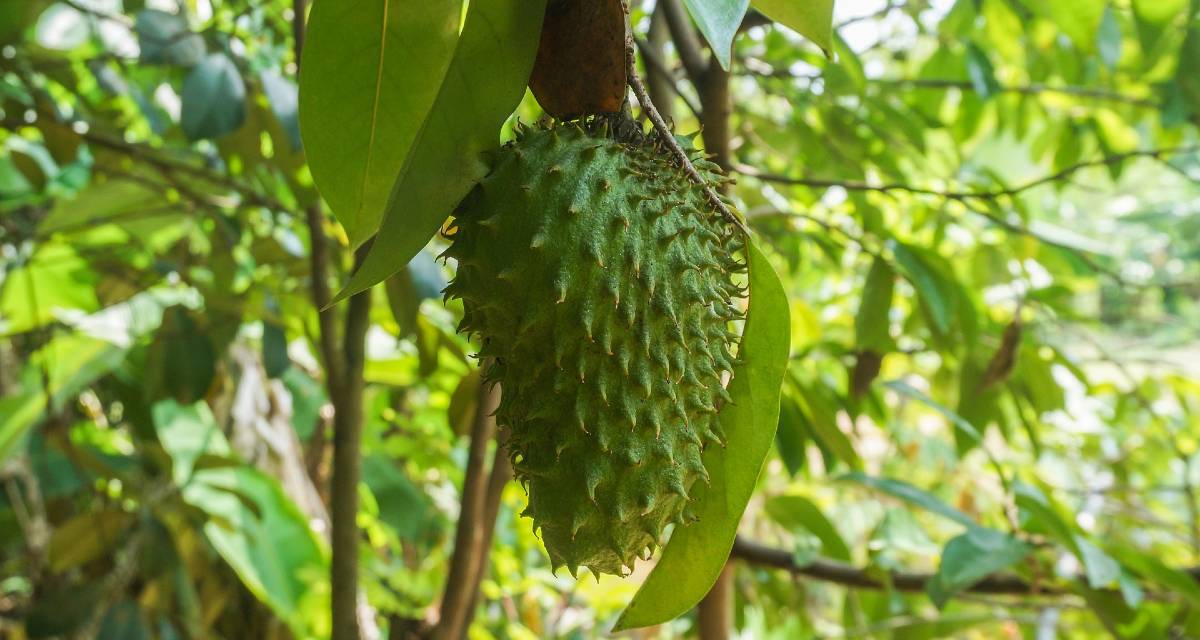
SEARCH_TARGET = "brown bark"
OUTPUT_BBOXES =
[431,381,502,640]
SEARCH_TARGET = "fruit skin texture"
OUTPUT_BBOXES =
[442,122,744,577]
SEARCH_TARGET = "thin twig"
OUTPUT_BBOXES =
[736,145,1199,201]
[623,3,750,237]
[731,536,1200,595]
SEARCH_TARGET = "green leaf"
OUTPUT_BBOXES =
[855,256,894,352]
[362,454,440,542]
[774,391,808,476]
[154,401,328,638]
[682,0,751,71]
[260,70,301,153]
[1075,536,1121,589]
[1097,5,1122,69]
[885,380,985,450]
[890,242,955,336]
[0,241,99,335]
[613,238,790,631]
[764,494,851,561]
[1132,0,1188,55]
[298,0,460,245]
[262,321,289,379]
[964,42,999,100]
[1,335,124,462]
[843,472,977,529]
[385,251,447,338]
[927,528,1030,607]
[136,9,205,67]
[336,0,548,300]
[1108,544,1200,606]
[1176,19,1200,118]
[180,53,246,140]
[752,0,834,54]
[147,306,217,404]
[793,380,860,469]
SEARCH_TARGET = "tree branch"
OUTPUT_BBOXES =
[736,145,1199,202]
[464,430,515,625]
[659,0,707,85]
[432,379,501,640]
[731,536,1200,595]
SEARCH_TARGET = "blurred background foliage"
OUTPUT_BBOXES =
[1,0,1200,638]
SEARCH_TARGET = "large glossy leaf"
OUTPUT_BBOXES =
[682,0,751,70]
[613,238,790,631]
[336,0,548,300]
[752,0,834,54]
[298,0,460,245]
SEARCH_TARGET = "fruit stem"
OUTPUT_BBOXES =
[621,1,751,238]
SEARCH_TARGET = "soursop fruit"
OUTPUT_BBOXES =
[442,120,745,577]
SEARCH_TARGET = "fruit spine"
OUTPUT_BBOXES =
[442,120,745,576]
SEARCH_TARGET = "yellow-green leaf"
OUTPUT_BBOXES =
[752,0,834,54]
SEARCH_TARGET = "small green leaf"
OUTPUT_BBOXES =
[793,380,860,469]
[1097,5,1122,70]
[774,392,808,476]
[764,494,851,561]
[964,42,999,100]
[260,71,301,153]
[298,0,460,245]
[1075,536,1121,589]
[843,472,977,529]
[136,9,205,66]
[613,238,790,631]
[262,321,289,379]
[181,53,246,140]
[681,0,751,70]
[890,241,955,336]
[855,256,894,352]
[928,528,1029,607]
[886,380,985,450]
[362,454,441,542]
[752,0,834,54]
[336,0,548,300]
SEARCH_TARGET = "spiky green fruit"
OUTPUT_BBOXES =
[442,122,745,577]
